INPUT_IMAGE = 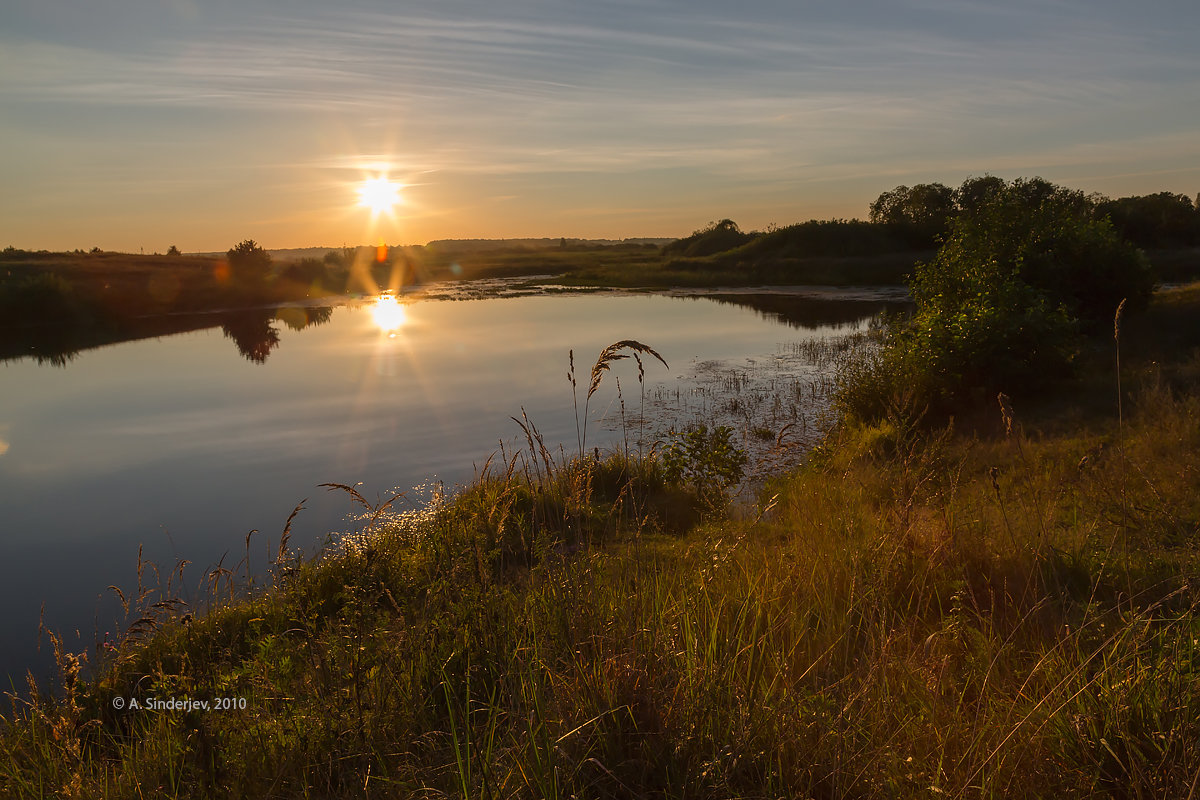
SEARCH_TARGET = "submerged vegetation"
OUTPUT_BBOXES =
[3,178,1200,797]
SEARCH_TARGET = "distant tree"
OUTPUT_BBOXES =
[226,239,272,284]
[166,245,181,256]
[279,257,335,295]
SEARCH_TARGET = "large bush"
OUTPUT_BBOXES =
[840,178,1152,420]
[919,178,1152,325]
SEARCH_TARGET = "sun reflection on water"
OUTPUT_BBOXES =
[371,293,407,334]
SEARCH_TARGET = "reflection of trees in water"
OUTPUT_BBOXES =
[221,310,280,364]
[2,303,337,367]
[221,306,334,363]
[275,305,334,332]
[702,294,912,331]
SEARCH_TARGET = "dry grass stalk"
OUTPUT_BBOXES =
[997,392,1014,438]
[1115,297,1127,429]
[277,499,306,566]
[587,340,667,402]
[580,340,668,458]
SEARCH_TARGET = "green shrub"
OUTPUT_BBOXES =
[662,424,748,510]
[915,178,1152,322]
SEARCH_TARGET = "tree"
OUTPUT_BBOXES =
[868,183,955,247]
[166,245,181,256]
[226,239,272,284]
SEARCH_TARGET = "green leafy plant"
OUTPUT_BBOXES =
[661,423,748,510]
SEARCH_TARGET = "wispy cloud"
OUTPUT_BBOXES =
[1,0,1197,246]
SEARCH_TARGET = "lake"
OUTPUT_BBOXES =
[0,282,904,684]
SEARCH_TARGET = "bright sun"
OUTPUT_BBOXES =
[371,293,406,332]
[358,176,402,214]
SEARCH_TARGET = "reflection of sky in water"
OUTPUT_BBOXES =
[0,292,880,683]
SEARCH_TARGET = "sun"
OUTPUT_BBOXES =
[358,176,402,214]
[371,292,406,332]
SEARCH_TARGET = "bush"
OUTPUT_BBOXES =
[722,219,912,261]
[839,177,1152,418]
[921,179,1151,322]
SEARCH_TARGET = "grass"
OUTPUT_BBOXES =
[2,287,1200,798]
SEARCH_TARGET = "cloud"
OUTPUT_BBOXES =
[5,5,1188,116]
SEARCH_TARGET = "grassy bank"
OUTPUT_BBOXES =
[2,284,1198,798]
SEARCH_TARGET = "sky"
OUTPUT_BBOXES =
[1,0,1197,252]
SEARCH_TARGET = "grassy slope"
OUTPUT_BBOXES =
[3,287,1200,798]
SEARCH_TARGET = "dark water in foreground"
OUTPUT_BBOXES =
[0,284,905,684]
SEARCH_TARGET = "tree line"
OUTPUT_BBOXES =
[870,177,1200,250]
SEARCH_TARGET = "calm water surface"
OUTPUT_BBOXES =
[0,287,896,683]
